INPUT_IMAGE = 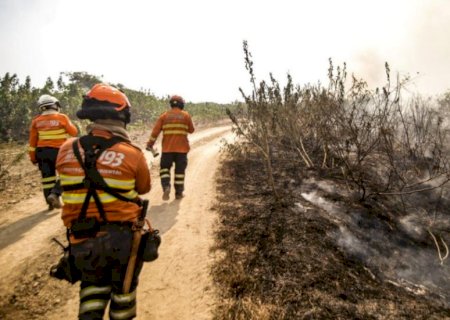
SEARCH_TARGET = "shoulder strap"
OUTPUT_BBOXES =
[70,135,140,221]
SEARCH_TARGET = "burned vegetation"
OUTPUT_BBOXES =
[211,42,450,319]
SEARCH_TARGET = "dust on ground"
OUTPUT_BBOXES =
[0,122,230,320]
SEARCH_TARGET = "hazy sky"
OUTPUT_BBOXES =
[0,0,449,103]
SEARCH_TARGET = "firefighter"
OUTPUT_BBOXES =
[146,95,195,200]
[56,83,151,320]
[28,94,78,210]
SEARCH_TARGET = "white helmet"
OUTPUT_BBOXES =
[38,94,60,111]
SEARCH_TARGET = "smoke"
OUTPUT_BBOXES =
[352,49,386,89]
[347,1,450,96]
[300,179,450,306]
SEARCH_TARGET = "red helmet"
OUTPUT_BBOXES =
[169,95,185,109]
[77,83,131,123]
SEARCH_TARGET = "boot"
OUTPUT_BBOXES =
[47,193,63,209]
[175,192,184,200]
[162,187,170,201]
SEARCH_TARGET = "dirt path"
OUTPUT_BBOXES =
[0,125,233,320]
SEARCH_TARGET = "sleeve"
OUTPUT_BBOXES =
[186,113,195,133]
[28,119,38,163]
[135,151,151,194]
[64,115,78,137]
[147,114,164,147]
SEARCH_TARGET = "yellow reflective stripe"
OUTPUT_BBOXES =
[38,128,66,135]
[160,168,169,173]
[162,123,188,130]
[60,175,84,186]
[28,146,36,151]
[39,134,69,140]
[160,174,170,179]
[79,300,108,314]
[62,193,91,204]
[163,130,188,135]
[43,183,55,189]
[80,285,112,300]
[111,290,136,304]
[62,190,138,204]
[42,176,57,182]
[60,175,135,190]
[174,174,185,178]
[109,306,136,319]
[104,178,135,189]
[174,181,184,185]
[149,136,157,142]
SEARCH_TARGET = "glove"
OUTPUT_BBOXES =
[146,145,159,157]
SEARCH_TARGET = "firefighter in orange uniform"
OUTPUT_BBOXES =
[28,95,78,210]
[56,84,151,320]
[146,95,194,200]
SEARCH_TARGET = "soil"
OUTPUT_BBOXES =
[1,122,449,319]
[211,148,450,319]
[0,124,233,320]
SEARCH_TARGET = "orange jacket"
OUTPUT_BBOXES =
[147,107,194,153]
[28,111,78,163]
[56,129,151,228]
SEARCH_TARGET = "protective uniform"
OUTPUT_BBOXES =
[56,84,151,320]
[28,94,78,209]
[146,95,194,200]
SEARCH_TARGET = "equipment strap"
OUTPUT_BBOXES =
[71,135,141,222]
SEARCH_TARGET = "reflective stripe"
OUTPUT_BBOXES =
[38,128,66,135]
[79,300,108,314]
[174,181,184,185]
[111,290,136,304]
[109,305,137,320]
[42,176,57,182]
[38,134,69,140]
[162,123,189,130]
[149,136,157,142]
[59,175,84,185]
[60,175,135,190]
[174,174,185,178]
[104,178,135,189]
[163,130,188,135]
[80,285,112,299]
[160,174,170,179]
[62,190,138,204]
[160,168,169,173]
[28,146,36,151]
[42,183,55,189]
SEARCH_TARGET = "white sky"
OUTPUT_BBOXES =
[0,0,449,103]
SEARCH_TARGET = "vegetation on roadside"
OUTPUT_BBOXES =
[0,71,236,142]
[214,40,450,318]
[227,40,450,254]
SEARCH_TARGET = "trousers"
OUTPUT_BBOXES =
[159,152,188,195]
[36,147,62,203]
[71,224,143,320]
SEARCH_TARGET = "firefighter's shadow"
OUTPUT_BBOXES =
[147,200,181,235]
[0,208,58,250]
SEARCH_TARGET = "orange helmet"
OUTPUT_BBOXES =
[169,95,185,109]
[77,83,131,123]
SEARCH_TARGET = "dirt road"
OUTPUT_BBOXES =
[0,125,233,320]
